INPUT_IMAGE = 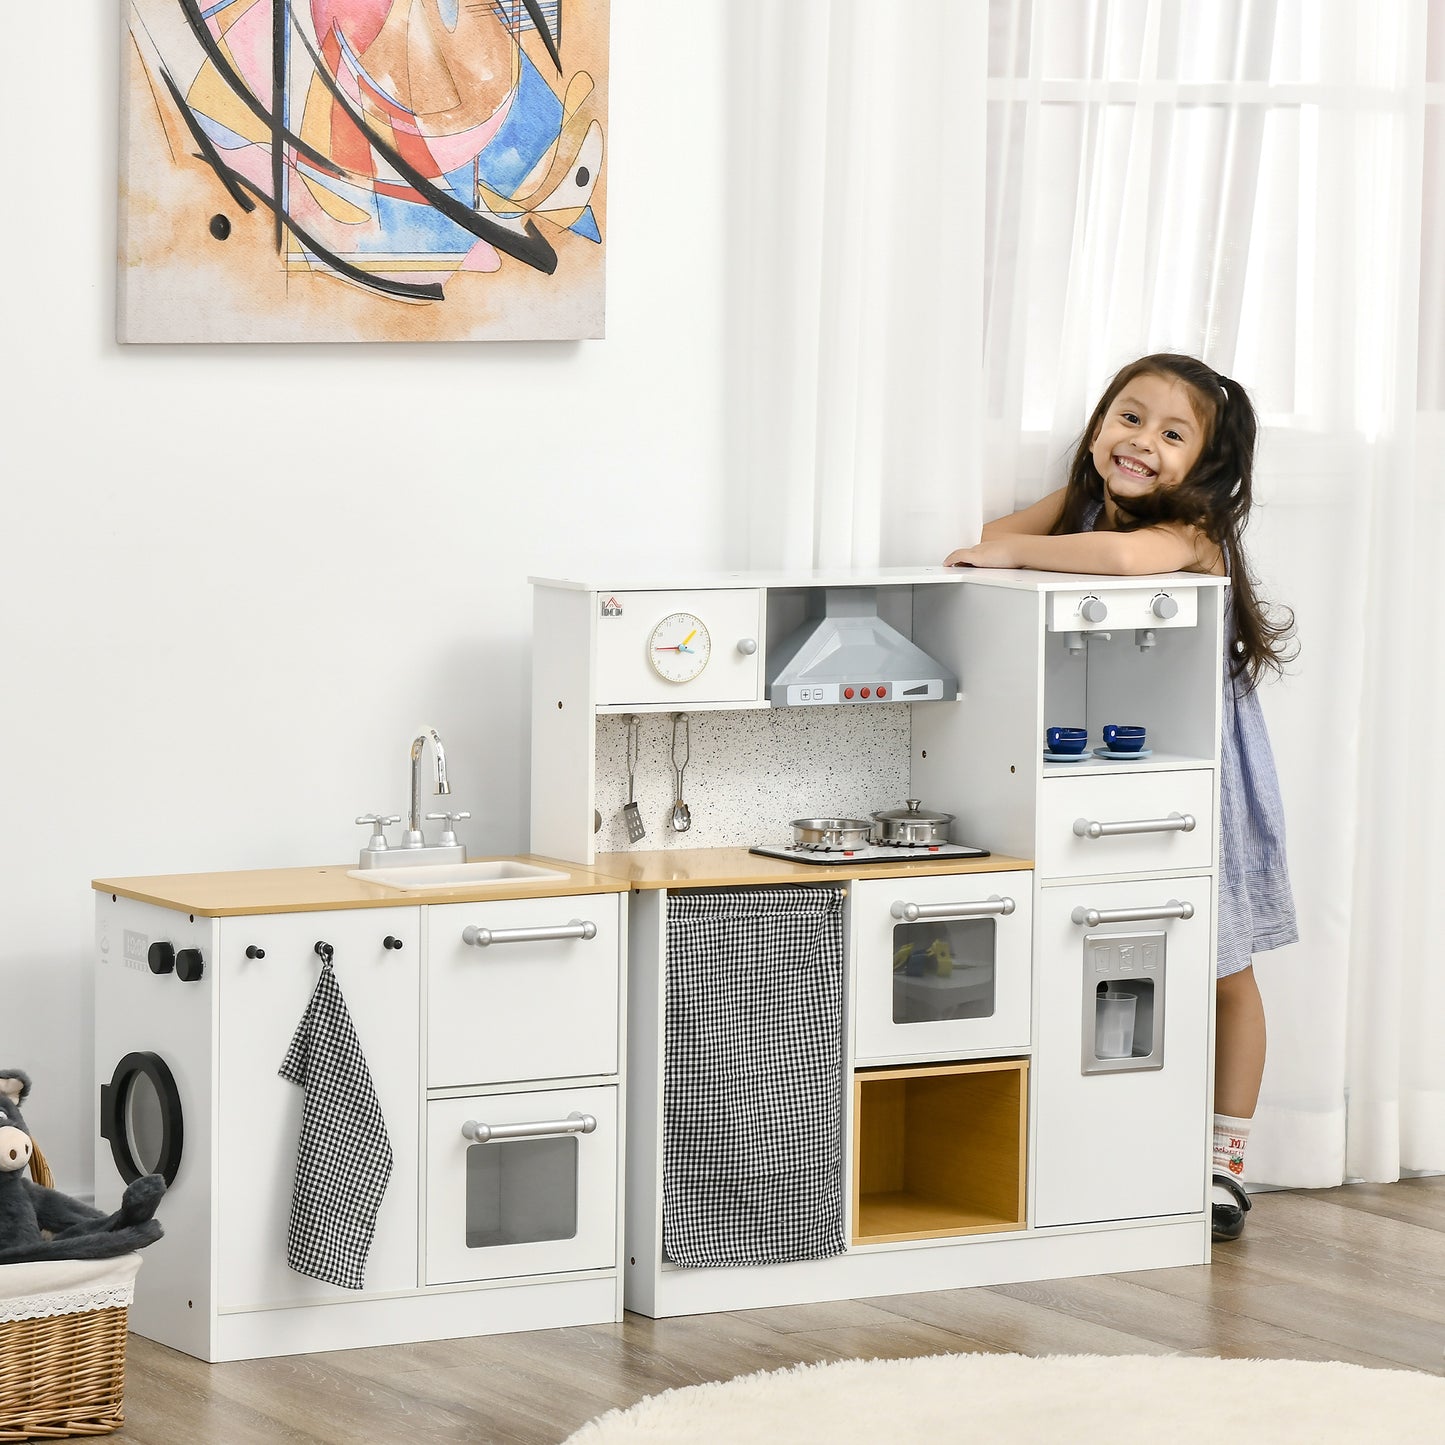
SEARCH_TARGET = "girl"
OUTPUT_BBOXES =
[946,354,1297,1242]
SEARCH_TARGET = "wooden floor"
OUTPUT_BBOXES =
[116,1177,1445,1444]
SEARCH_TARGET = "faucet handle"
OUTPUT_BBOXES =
[425,810,470,847]
[356,814,401,852]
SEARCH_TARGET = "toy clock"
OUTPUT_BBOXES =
[647,611,712,683]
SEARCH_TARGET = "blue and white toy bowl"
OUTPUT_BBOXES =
[1045,726,1088,754]
[1102,724,1147,752]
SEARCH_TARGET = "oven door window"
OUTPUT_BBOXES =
[891,918,997,1025]
[464,1136,579,1249]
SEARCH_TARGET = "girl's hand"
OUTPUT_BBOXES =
[944,540,1022,568]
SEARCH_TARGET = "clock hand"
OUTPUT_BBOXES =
[680,630,697,647]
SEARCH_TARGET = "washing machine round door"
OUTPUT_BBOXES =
[100,1051,184,1187]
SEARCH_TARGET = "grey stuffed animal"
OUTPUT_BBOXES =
[0,1069,164,1265]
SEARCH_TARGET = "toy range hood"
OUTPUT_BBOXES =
[766,588,958,706]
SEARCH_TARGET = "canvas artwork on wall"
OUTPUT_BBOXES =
[119,0,609,343]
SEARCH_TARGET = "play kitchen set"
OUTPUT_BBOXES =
[530,568,1226,1317]
[91,729,631,1362]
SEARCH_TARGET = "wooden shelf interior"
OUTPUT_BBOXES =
[852,1060,1027,1244]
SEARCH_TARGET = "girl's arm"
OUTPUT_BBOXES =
[946,522,1217,576]
[978,487,1068,541]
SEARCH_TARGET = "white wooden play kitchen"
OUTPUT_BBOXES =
[531,566,1226,1316]
[92,563,1226,1359]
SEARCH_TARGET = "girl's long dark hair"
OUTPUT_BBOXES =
[1053,353,1296,689]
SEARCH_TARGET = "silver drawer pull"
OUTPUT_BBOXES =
[891,895,1016,923]
[1072,811,1195,839]
[461,1111,597,1144]
[461,919,597,948]
[1071,899,1195,927]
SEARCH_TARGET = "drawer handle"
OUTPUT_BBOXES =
[460,919,597,948]
[1071,899,1195,927]
[891,895,1016,923]
[1072,811,1196,840]
[461,1111,597,1144]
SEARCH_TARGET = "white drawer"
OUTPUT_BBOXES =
[1038,770,1214,879]
[427,894,620,1088]
[595,588,763,707]
[425,1085,617,1285]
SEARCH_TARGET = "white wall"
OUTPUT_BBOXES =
[3,4,734,1191]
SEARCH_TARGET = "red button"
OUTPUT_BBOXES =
[860,687,871,698]
[876,685,887,697]
[843,686,855,699]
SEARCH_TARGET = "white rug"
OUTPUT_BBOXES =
[563,1352,1445,1443]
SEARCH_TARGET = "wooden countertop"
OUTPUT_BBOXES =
[91,856,629,917]
[590,847,1034,890]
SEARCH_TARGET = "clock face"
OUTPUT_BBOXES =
[648,611,712,683]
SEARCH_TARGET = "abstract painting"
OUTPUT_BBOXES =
[120,0,609,342]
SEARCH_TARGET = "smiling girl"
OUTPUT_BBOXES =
[947,353,1298,1241]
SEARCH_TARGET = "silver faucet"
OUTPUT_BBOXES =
[404,727,451,847]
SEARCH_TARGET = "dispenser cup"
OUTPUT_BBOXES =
[1095,991,1137,1058]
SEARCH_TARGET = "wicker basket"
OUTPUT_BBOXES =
[0,1150,133,1442]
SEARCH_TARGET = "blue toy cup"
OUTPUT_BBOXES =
[1046,726,1088,754]
[1102,724,1147,752]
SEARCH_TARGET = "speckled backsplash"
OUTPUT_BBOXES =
[592,708,912,852]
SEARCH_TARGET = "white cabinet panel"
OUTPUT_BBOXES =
[851,872,1032,1063]
[425,1086,618,1285]
[1031,877,1212,1227]
[427,894,621,1088]
[1038,769,1214,878]
[216,910,421,1310]
[594,588,763,707]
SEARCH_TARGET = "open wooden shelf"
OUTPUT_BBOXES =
[852,1059,1028,1244]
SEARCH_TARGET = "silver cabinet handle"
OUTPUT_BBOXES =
[461,1111,597,1144]
[1071,899,1195,927]
[1072,811,1196,839]
[891,894,1016,923]
[460,918,597,948]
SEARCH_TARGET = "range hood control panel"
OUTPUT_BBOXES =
[776,678,949,706]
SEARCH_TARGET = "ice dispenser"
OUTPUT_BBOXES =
[1079,930,1166,1073]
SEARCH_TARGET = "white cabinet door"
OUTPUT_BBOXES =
[1038,769,1214,879]
[425,1085,617,1285]
[851,872,1032,1063]
[427,894,621,1088]
[216,909,421,1309]
[1032,877,1212,1227]
[594,588,763,707]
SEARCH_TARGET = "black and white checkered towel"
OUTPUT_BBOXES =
[278,950,393,1290]
[662,885,846,1268]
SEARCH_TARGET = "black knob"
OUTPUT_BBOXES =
[147,942,175,975]
[383,936,404,951]
[245,945,266,959]
[175,948,205,983]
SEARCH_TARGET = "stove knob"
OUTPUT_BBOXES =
[1150,592,1179,619]
[876,685,887,698]
[175,948,205,983]
[843,687,855,699]
[1079,596,1108,623]
[147,942,175,975]
[860,687,872,698]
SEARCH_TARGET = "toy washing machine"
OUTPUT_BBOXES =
[94,890,214,1356]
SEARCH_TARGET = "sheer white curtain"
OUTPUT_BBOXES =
[726,0,1444,1188]
[721,0,988,569]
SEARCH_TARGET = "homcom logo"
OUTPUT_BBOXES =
[123,930,149,972]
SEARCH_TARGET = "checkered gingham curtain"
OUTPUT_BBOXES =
[663,886,847,1267]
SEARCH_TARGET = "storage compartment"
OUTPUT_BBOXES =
[852,872,1032,1063]
[594,587,763,708]
[425,1085,618,1285]
[1037,769,1214,878]
[852,1060,1027,1244]
[427,894,621,1087]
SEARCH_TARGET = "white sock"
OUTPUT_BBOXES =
[1212,1114,1251,1205]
